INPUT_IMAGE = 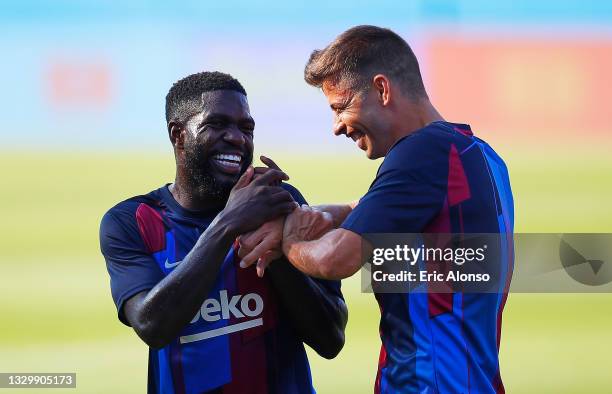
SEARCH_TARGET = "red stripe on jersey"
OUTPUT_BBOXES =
[375,343,387,394]
[222,243,278,394]
[453,126,474,137]
[374,292,387,394]
[425,197,451,233]
[169,343,186,394]
[448,144,471,206]
[136,203,165,253]
[423,231,454,317]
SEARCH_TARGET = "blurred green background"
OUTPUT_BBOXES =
[1,147,611,393]
[2,1,612,393]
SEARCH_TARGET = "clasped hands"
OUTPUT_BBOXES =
[236,157,334,277]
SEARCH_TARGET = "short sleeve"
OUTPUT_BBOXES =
[100,209,164,325]
[341,131,449,235]
[281,182,307,206]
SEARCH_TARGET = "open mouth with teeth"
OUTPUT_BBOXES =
[211,153,243,174]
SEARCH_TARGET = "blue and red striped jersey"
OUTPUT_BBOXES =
[100,183,341,394]
[342,121,514,394]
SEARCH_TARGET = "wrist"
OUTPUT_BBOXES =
[282,235,299,259]
[214,210,242,240]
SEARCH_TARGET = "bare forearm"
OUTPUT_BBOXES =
[128,213,237,348]
[283,229,364,281]
[285,238,335,279]
[313,203,353,228]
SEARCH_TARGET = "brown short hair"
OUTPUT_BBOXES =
[304,25,427,98]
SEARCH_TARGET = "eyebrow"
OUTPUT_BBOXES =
[200,113,255,125]
[330,95,353,111]
[330,102,348,111]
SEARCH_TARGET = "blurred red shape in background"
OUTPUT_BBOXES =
[426,37,612,138]
[45,58,113,109]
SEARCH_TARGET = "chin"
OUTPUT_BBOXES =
[213,172,240,188]
[365,148,382,160]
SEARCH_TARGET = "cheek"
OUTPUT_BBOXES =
[194,133,216,151]
[245,136,254,149]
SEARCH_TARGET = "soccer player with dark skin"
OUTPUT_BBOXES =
[101,72,348,393]
[124,84,346,352]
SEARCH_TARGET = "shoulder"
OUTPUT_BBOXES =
[379,123,471,179]
[388,124,455,161]
[100,189,164,240]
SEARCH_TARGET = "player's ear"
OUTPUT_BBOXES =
[168,121,185,150]
[372,74,391,106]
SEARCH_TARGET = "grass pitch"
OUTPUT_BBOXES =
[1,147,611,393]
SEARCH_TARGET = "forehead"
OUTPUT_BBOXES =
[322,80,355,103]
[200,90,250,117]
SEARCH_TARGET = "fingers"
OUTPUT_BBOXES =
[233,166,254,190]
[268,189,293,204]
[265,190,297,216]
[257,156,283,186]
[253,166,270,175]
[276,201,299,215]
[260,155,281,171]
[251,157,285,188]
[239,236,279,269]
[237,231,261,259]
[250,168,289,187]
[256,261,265,277]
[256,256,273,278]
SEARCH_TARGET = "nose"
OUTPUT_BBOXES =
[333,115,347,137]
[223,126,246,147]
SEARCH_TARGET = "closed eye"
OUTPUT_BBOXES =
[241,125,255,136]
[330,104,345,114]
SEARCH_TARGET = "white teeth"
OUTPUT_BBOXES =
[213,154,242,163]
[216,160,240,168]
[213,153,242,169]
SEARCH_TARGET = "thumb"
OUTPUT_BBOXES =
[234,166,254,190]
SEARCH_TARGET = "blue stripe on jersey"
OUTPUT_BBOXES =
[409,292,436,394]
[157,346,176,394]
[151,231,176,275]
[151,244,236,392]
[477,140,514,233]
[179,251,236,393]
[474,139,514,392]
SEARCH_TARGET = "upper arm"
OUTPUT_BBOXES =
[341,133,449,235]
[99,209,163,325]
[311,274,348,324]
[122,290,148,328]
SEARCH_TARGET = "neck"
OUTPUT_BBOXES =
[170,169,226,212]
[392,97,444,144]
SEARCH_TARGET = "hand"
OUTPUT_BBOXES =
[236,156,290,277]
[238,217,284,277]
[222,166,297,235]
[252,155,284,186]
[282,205,334,255]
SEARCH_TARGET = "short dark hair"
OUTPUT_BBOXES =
[304,25,427,98]
[165,71,247,124]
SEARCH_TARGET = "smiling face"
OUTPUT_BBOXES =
[179,89,254,201]
[323,80,394,159]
